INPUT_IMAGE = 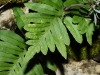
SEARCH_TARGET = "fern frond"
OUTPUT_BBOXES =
[21,0,93,61]
[23,16,70,59]
[0,30,26,75]
[24,3,59,16]
[72,16,94,45]
[0,30,44,75]
[21,0,71,60]
[13,7,29,34]
[64,16,83,43]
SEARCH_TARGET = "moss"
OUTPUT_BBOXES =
[67,33,100,60]
[0,0,29,4]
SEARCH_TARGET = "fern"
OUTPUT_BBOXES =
[13,7,57,75]
[1,0,99,75]
[20,0,94,61]
[0,30,44,75]
[72,16,94,45]
[21,1,70,60]
[0,30,26,75]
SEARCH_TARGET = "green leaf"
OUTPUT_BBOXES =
[24,3,58,15]
[56,18,70,45]
[86,23,94,45]
[23,47,37,64]
[39,38,48,55]
[41,0,63,8]
[46,60,57,71]
[0,30,26,49]
[0,72,9,75]
[50,0,63,7]
[33,63,44,75]
[64,16,83,43]
[0,41,23,55]
[25,57,44,75]
[21,13,53,23]
[77,18,89,34]
[41,0,61,10]
[72,16,83,23]
[51,22,67,59]
[0,30,27,75]
[64,0,79,7]
[23,13,68,59]
[13,7,28,33]
[24,23,49,32]
[26,69,35,75]
[46,31,55,52]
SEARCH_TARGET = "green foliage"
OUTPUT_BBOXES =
[0,30,26,75]
[22,1,70,59]
[1,0,100,75]
[64,16,83,43]
[21,0,96,61]
[20,0,100,73]
[13,7,57,75]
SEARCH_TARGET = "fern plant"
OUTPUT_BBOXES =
[21,0,95,60]
[0,6,56,75]
[1,0,100,75]
[0,30,27,75]
[21,0,100,63]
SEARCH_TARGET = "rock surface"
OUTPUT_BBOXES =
[0,8,16,30]
[56,60,100,75]
[0,4,29,30]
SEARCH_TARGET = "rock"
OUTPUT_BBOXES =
[56,60,100,75]
[0,4,29,30]
[0,8,16,30]
[95,65,100,73]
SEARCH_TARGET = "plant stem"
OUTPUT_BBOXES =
[64,4,88,11]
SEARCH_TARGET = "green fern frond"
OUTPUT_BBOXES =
[24,3,60,16]
[0,30,26,75]
[13,7,46,75]
[21,1,70,60]
[72,16,94,45]
[22,0,94,61]
[0,30,45,75]
[64,16,83,43]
